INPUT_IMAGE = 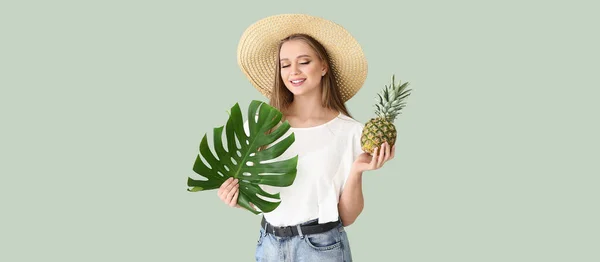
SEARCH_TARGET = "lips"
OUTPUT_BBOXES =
[290,78,306,87]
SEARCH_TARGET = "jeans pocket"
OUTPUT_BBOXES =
[304,228,341,251]
[257,228,264,246]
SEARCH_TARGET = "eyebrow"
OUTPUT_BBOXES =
[280,54,312,61]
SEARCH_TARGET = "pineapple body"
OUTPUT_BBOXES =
[360,75,411,155]
[361,117,397,154]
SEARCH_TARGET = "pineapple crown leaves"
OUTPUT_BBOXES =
[187,100,298,215]
[374,74,412,122]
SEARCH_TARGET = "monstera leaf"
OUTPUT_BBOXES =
[187,100,297,214]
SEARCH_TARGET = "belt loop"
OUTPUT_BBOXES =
[263,218,268,236]
[296,224,304,238]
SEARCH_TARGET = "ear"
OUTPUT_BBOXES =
[321,66,328,76]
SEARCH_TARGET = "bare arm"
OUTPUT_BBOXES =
[337,167,364,226]
[337,142,394,227]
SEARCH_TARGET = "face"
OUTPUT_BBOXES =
[279,39,327,98]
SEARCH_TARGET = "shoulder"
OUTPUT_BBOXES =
[334,113,364,135]
[337,113,363,127]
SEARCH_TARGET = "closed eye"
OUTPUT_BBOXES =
[281,61,310,68]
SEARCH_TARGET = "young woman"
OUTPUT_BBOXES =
[219,14,395,261]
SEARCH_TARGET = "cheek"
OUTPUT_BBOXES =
[280,70,290,85]
[307,64,322,76]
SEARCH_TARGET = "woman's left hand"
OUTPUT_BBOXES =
[352,142,395,173]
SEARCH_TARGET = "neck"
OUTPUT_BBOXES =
[287,93,330,120]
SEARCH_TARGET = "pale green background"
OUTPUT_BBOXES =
[1,0,598,261]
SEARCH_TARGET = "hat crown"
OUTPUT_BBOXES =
[237,14,368,102]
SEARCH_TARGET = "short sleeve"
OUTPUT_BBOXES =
[339,122,364,195]
[352,124,365,159]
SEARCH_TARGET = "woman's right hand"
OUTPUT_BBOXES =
[218,177,240,208]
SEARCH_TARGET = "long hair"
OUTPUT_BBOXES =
[269,33,352,119]
[258,34,353,151]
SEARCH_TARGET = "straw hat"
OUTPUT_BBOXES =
[237,14,368,102]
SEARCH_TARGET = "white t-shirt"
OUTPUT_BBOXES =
[247,112,364,227]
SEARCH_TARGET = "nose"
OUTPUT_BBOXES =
[290,64,300,75]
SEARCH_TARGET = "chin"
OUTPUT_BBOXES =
[286,82,318,95]
[289,88,316,97]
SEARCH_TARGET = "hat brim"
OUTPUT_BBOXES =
[237,14,368,102]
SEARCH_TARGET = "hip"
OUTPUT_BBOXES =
[255,218,353,262]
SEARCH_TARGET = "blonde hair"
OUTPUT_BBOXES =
[269,33,352,119]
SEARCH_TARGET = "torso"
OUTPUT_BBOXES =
[284,108,340,128]
[259,111,364,226]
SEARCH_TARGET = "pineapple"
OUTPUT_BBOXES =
[360,74,412,154]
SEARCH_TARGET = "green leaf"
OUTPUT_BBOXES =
[187,100,298,215]
[383,87,390,102]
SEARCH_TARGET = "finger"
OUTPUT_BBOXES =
[370,147,379,169]
[229,188,239,207]
[224,178,238,194]
[218,177,233,196]
[390,144,396,159]
[222,177,233,187]
[370,148,378,164]
[226,184,238,204]
[384,142,391,161]
[218,178,234,200]
[378,143,386,168]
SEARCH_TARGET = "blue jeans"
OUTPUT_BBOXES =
[255,219,353,262]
